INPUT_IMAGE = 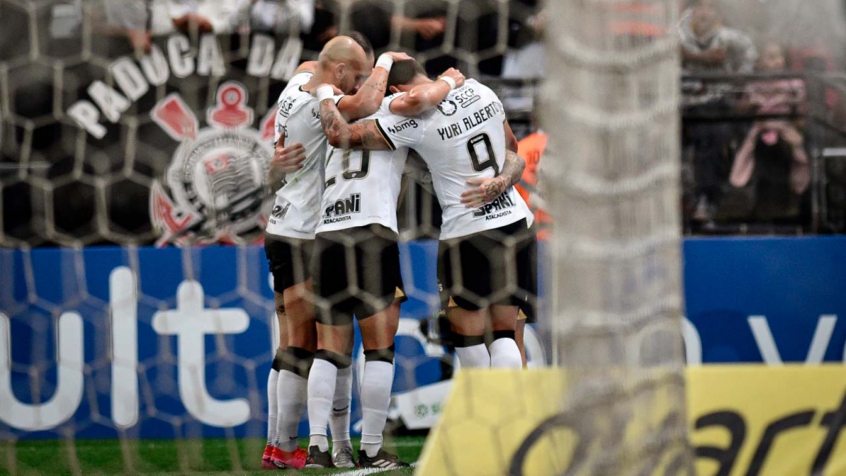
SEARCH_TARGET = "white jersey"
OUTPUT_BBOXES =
[376,79,529,240]
[317,96,409,235]
[266,71,341,240]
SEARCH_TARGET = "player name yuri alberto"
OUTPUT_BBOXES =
[437,101,505,141]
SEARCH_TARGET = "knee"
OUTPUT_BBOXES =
[279,347,315,378]
[315,349,352,369]
[451,334,486,348]
[272,347,285,371]
[363,345,395,364]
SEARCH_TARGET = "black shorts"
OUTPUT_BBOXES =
[312,225,406,326]
[518,231,539,324]
[438,218,535,312]
[265,235,314,293]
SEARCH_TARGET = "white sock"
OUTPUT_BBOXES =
[455,343,491,368]
[274,369,308,451]
[330,366,353,452]
[360,360,394,458]
[308,359,337,452]
[490,338,523,369]
[266,368,279,447]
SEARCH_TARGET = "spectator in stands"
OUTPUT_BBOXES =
[730,41,809,219]
[679,0,757,74]
[103,0,151,53]
[502,0,545,79]
[680,0,757,223]
[251,0,338,51]
[149,0,251,36]
[349,0,446,51]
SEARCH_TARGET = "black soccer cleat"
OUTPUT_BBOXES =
[357,448,410,469]
[305,445,335,469]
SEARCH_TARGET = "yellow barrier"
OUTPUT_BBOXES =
[417,366,846,476]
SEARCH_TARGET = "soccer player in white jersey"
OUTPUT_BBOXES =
[313,59,533,371]
[262,34,412,470]
[302,66,466,469]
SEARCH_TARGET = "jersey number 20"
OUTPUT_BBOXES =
[342,150,370,180]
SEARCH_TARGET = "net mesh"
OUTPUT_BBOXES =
[2,0,689,474]
[541,0,691,473]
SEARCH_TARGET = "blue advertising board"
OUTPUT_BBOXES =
[1,237,845,440]
[682,237,846,365]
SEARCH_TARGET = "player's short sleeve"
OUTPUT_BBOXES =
[286,71,312,90]
[374,113,425,151]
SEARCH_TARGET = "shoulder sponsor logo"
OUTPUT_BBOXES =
[387,119,419,135]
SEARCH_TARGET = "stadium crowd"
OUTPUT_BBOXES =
[93,0,846,232]
[2,0,846,247]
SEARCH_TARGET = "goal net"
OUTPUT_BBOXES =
[541,0,691,473]
[1,0,689,474]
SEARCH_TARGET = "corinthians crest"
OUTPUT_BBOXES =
[150,82,276,247]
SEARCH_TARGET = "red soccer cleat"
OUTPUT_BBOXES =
[261,445,276,470]
[270,446,308,470]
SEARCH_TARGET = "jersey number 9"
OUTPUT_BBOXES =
[467,133,500,175]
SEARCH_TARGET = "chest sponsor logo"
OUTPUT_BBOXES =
[323,193,361,224]
[474,192,516,220]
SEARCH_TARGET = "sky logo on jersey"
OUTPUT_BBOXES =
[474,192,516,220]
[323,193,361,224]
[387,119,419,135]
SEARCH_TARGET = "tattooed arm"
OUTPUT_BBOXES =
[460,149,526,208]
[504,119,519,153]
[337,51,413,122]
[319,98,393,150]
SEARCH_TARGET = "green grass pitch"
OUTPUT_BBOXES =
[0,437,425,475]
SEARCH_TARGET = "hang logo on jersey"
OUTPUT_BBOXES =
[474,192,516,221]
[387,118,419,135]
[150,81,276,247]
[453,87,481,109]
[323,193,362,224]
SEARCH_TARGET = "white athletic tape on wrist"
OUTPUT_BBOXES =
[439,76,457,90]
[376,54,394,72]
[316,86,335,103]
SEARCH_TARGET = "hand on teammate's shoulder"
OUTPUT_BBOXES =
[439,68,466,89]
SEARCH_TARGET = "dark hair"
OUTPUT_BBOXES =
[349,31,374,59]
[387,59,427,88]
